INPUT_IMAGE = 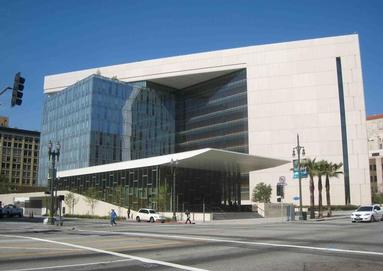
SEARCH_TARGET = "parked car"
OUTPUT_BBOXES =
[0,204,23,218]
[351,205,383,222]
[136,208,165,223]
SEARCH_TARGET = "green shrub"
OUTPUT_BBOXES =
[252,182,272,203]
[372,193,383,204]
[302,205,358,211]
[330,205,359,211]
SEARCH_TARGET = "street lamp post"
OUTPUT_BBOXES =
[48,140,60,225]
[292,134,305,221]
[170,158,178,221]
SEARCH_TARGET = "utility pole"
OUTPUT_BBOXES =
[293,134,305,221]
[170,158,178,221]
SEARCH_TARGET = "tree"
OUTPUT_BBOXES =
[324,162,343,217]
[84,187,99,215]
[252,182,272,203]
[64,191,79,214]
[0,175,17,194]
[316,160,327,218]
[0,175,10,194]
[112,185,125,217]
[372,192,383,204]
[301,158,317,219]
[157,183,170,212]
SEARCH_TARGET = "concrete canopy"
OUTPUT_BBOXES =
[57,148,288,178]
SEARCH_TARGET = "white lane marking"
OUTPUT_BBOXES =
[3,259,132,271]
[0,234,209,271]
[79,229,383,257]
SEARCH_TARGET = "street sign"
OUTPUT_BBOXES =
[293,168,308,179]
[293,196,300,201]
[278,176,287,186]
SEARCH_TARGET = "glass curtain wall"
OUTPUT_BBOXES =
[175,70,248,154]
[44,70,250,207]
[39,76,177,186]
[38,75,134,186]
[129,81,176,159]
[56,165,241,212]
[174,70,249,203]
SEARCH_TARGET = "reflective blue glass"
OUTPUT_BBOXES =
[39,70,248,188]
[176,70,248,153]
[38,76,135,185]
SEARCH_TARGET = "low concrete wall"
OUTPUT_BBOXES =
[253,202,295,218]
[0,191,213,222]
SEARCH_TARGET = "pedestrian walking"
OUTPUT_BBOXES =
[127,208,130,220]
[185,209,192,224]
[110,209,117,226]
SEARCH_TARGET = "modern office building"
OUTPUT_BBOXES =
[40,34,370,210]
[0,126,40,187]
[367,114,383,194]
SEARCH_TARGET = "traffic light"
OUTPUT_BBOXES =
[11,72,25,107]
[276,184,284,199]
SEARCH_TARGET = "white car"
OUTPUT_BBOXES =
[136,208,165,223]
[351,205,383,222]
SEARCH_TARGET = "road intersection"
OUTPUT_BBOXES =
[1,215,383,271]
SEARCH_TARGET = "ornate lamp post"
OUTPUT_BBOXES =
[48,140,60,225]
[292,134,305,221]
[170,158,178,221]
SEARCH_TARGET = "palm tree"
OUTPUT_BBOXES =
[316,160,327,218]
[324,162,343,217]
[301,158,316,219]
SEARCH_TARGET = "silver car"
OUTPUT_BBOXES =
[351,205,383,222]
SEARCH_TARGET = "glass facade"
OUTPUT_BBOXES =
[56,165,242,212]
[42,69,249,210]
[39,76,133,185]
[129,81,176,159]
[176,70,248,153]
[39,75,176,185]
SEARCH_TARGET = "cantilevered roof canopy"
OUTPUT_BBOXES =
[57,148,288,178]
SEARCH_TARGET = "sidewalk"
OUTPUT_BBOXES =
[203,210,351,225]
[29,210,352,229]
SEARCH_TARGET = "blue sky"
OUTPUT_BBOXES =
[0,0,382,131]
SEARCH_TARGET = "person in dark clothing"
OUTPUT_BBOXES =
[185,210,192,224]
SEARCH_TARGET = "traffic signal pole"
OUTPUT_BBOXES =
[0,86,12,96]
[0,73,25,106]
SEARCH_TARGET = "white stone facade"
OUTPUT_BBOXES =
[367,114,383,194]
[44,34,370,206]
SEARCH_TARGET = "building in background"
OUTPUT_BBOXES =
[0,116,9,127]
[40,34,369,209]
[0,126,40,188]
[367,114,383,195]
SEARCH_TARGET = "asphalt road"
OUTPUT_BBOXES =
[0,215,383,271]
